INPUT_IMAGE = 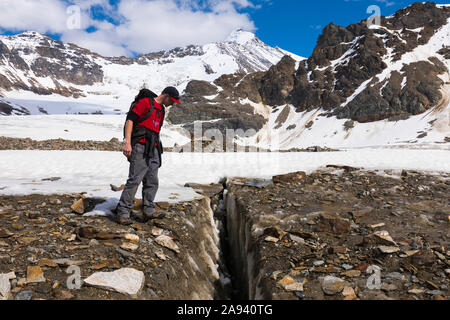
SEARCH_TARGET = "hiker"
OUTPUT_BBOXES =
[113,87,181,225]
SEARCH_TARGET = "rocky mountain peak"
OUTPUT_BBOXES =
[0,25,302,111]
[316,23,355,49]
[288,2,449,122]
[17,30,46,38]
[225,29,257,45]
[179,1,449,135]
[385,2,449,29]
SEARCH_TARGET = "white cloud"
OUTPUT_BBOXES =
[0,0,68,33]
[0,0,258,57]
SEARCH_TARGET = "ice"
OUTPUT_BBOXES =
[0,149,449,203]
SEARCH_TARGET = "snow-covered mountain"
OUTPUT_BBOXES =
[0,29,303,115]
[170,2,449,149]
[242,2,450,149]
[0,2,448,151]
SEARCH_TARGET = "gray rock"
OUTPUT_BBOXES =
[426,290,443,295]
[89,239,100,247]
[381,283,398,292]
[84,268,145,297]
[15,290,33,300]
[321,276,348,295]
[115,247,136,259]
[342,264,353,270]
[244,179,274,188]
[385,272,407,281]
[313,260,325,266]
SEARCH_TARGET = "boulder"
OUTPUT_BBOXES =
[84,268,145,297]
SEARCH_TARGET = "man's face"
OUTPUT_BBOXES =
[163,95,174,107]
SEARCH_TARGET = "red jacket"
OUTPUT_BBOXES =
[128,98,165,145]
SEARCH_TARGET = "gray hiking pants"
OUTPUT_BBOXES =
[116,143,159,217]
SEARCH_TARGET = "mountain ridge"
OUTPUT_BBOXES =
[168,2,449,149]
[0,29,304,115]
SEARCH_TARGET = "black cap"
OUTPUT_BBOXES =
[162,86,180,104]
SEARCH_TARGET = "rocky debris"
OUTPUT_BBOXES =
[26,266,45,283]
[155,249,167,261]
[0,136,126,151]
[155,235,180,254]
[0,167,448,301]
[51,259,85,267]
[276,275,306,292]
[0,228,13,238]
[53,289,74,300]
[84,268,145,297]
[75,226,138,242]
[184,183,224,198]
[321,276,349,295]
[120,242,139,252]
[364,230,398,246]
[1,136,341,153]
[342,286,357,300]
[316,212,351,234]
[272,171,307,184]
[71,198,88,214]
[15,290,33,300]
[224,167,450,300]
[378,246,400,254]
[244,179,274,189]
[0,192,224,300]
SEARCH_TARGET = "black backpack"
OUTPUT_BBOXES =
[123,88,159,142]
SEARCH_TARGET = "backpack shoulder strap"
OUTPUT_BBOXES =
[135,98,154,125]
[158,105,166,132]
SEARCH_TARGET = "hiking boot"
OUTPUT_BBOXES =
[111,204,133,225]
[143,208,166,221]
[130,210,146,223]
[113,214,133,226]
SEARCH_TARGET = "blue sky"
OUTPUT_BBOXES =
[0,0,448,57]
[248,0,450,57]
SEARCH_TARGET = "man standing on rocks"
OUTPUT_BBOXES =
[113,87,181,225]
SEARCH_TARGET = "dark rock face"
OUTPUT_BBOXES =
[169,2,449,136]
[0,33,104,97]
[159,2,450,139]
[308,23,355,69]
[31,54,103,86]
[0,102,13,115]
[438,46,450,59]
[209,2,449,126]
[259,56,296,106]
[301,3,449,122]
[184,80,218,96]
[167,80,266,136]
[0,100,30,115]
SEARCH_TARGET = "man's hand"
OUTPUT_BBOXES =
[123,142,132,158]
[123,120,133,158]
